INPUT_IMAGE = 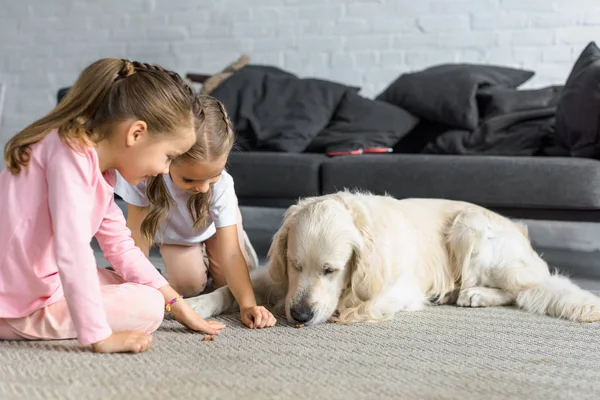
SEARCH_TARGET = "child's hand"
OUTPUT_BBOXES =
[171,299,226,335]
[91,331,152,354]
[240,306,277,329]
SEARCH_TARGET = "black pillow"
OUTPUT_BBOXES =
[376,63,534,131]
[555,41,600,159]
[477,85,563,120]
[392,120,454,154]
[57,87,70,104]
[424,108,555,156]
[211,66,358,153]
[305,94,419,153]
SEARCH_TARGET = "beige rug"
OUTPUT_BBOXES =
[1,302,600,400]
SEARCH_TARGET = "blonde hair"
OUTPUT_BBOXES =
[141,96,236,244]
[4,58,200,174]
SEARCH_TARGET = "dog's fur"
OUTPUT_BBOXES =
[186,191,600,326]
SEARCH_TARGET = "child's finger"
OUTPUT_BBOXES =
[243,314,254,329]
[252,311,263,329]
[259,310,271,328]
[261,311,273,328]
[208,321,226,329]
[200,321,220,335]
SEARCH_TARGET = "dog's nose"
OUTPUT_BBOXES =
[290,306,314,323]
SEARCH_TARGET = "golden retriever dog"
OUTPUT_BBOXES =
[186,191,600,326]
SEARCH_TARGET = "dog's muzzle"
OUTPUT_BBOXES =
[290,300,314,324]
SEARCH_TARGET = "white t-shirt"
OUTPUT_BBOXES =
[114,170,238,246]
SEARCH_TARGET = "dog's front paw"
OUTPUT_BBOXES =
[457,288,489,308]
[185,295,215,319]
[572,304,600,323]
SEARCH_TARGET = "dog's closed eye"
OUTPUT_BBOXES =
[323,265,337,276]
[292,260,303,272]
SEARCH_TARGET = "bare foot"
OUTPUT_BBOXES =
[91,331,153,354]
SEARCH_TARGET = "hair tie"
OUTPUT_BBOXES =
[115,59,136,81]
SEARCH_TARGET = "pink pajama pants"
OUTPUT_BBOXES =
[0,268,165,341]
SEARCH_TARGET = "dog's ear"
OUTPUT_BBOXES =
[267,224,289,284]
[267,204,300,284]
[344,200,385,303]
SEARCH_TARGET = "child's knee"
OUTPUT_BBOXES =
[170,275,207,298]
[136,286,166,333]
[104,284,165,334]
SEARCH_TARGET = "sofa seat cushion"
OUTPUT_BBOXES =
[227,152,326,206]
[321,155,600,210]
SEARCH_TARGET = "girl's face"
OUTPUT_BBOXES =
[117,120,196,185]
[169,153,228,194]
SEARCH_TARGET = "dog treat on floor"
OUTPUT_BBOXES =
[202,336,215,341]
[295,324,305,329]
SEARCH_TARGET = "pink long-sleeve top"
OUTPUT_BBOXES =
[0,129,168,345]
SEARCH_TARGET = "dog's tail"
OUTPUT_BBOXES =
[516,273,600,322]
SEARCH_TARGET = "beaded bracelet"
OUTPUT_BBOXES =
[165,295,183,314]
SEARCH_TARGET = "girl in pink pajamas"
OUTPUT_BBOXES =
[0,58,225,354]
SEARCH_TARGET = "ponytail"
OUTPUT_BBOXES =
[5,59,123,173]
[4,58,198,174]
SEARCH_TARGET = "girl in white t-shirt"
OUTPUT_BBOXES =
[115,96,276,330]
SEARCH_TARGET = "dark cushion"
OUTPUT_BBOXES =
[211,66,358,153]
[393,120,455,154]
[321,155,600,210]
[227,152,326,204]
[423,108,556,156]
[57,87,70,103]
[477,85,563,120]
[555,41,600,159]
[376,64,534,131]
[305,93,419,154]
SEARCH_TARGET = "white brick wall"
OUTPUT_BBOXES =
[2,0,600,146]
[2,0,600,250]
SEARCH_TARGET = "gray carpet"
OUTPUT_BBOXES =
[2,301,600,400]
